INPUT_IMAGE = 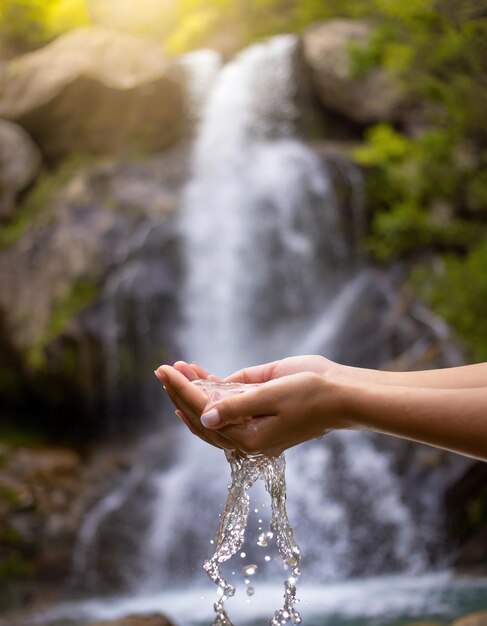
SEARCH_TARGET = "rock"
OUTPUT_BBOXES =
[452,612,487,626]
[0,120,42,220]
[88,0,177,41]
[0,27,184,160]
[88,614,176,626]
[302,19,408,124]
[0,140,189,438]
[0,441,139,612]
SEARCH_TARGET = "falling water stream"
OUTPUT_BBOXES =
[194,380,302,626]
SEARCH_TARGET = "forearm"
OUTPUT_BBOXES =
[343,362,487,389]
[343,380,487,461]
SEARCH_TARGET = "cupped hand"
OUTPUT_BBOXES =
[156,356,351,456]
[225,355,344,384]
[155,363,232,451]
[201,371,351,456]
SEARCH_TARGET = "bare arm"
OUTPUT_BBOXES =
[344,362,487,389]
[225,356,487,389]
[345,381,487,460]
[156,359,487,461]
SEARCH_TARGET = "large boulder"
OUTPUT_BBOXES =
[303,19,408,124]
[0,27,184,160]
[0,120,42,220]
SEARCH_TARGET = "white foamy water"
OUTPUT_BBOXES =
[31,574,487,626]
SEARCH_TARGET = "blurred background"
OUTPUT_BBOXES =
[0,1,486,625]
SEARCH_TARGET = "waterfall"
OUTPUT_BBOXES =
[73,35,435,597]
[136,34,428,590]
[180,35,355,374]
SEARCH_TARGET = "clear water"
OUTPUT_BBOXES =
[193,380,302,625]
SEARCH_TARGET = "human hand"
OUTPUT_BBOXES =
[225,355,345,384]
[155,363,232,451]
[198,371,350,455]
[156,356,352,456]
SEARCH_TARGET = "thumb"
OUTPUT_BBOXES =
[201,387,273,429]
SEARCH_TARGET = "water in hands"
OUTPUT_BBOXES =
[193,380,302,626]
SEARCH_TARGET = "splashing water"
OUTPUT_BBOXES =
[194,379,302,625]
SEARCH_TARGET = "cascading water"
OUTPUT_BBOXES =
[136,34,429,593]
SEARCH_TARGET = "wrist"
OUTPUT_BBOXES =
[314,372,359,433]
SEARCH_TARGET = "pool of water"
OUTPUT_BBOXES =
[29,573,487,626]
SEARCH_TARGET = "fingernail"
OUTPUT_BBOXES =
[201,408,221,428]
[154,368,168,384]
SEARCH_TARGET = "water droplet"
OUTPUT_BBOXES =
[240,552,246,558]
[265,555,271,562]
[210,539,214,544]
[257,531,274,547]
[246,585,255,596]
[242,563,258,576]
[254,508,259,513]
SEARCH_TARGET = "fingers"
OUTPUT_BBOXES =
[175,409,221,450]
[222,415,284,456]
[172,361,223,382]
[156,365,234,450]
[201,384,278,429]
[158,365,207,411]
[224,361,278,384]
[173,361,200,381]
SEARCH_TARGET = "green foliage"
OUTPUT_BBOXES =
[0,486,21,508]
[0,553,35,582]
[0,423,46,447]
[354,122,486,259]
[0,0,89,51]
[412,239,487,361]
[345,2,487,359]
[28,279,98,370]
[0,525,24,546]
